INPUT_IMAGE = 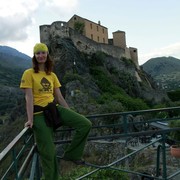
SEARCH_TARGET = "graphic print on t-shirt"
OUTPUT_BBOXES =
[39,77,52,92]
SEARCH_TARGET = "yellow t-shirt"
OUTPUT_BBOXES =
[20,68,61,107]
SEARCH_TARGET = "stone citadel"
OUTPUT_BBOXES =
[40,14,139,69]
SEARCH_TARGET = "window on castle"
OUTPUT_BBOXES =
[103,38,105,43]
[97,26,99,31]
[91,34,93,40]
[133,50,137,53]
[102,28,104,33]
[90,23,92,29]
[74,17,77,20]
[97,36,99,42]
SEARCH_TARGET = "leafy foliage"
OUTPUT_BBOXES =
[167,89,180,102]
[87,51,105,66]
[62,72,84,84]
[74,21,85,34]
[59,166,129,179]
[90,66,148,111]
[0,52,31,70]
[0,65,23,86]
[90,66,125,94]
[169,119,180,143]
[121,56,135,67]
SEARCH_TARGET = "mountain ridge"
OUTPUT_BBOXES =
[0,45,31,60]
[0,45,31,70]
[142,56,180,90]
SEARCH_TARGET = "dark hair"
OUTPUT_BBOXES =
[32,54,54,75]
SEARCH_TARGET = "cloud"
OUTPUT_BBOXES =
[0,0,38,43]
[44,0,78,14]
[0,0,79,56]
[0,0,39,17]
[0,0,79,44]
[139,42,180,65]
[0,15,32,42]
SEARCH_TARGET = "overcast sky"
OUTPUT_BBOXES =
[0,0,180,65]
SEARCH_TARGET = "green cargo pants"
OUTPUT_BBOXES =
[33,105,92,180]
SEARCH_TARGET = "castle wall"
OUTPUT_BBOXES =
[83,20,108,44]
[40,22,125,60]
[69,28,125,59]
[39,21,139,69]
[40,21,69,47]
[68,15,108,44]
[125,47,131,59]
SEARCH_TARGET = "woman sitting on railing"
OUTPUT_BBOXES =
[20,43,92,180]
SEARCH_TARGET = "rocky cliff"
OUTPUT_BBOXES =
[40,34,170,114]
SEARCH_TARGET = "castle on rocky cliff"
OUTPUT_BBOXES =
[40,14,139,69]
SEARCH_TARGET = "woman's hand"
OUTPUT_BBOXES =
[25,120,33,128]
[54,88,69,108]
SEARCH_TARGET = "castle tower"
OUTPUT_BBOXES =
[129,47,139,69]
[39,25,51,46]
[112,30,126,49]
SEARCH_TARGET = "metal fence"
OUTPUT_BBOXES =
[0,106,180,180]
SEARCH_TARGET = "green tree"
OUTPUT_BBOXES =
[74,21,85,34]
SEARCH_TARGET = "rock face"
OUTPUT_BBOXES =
[39,24,170,113]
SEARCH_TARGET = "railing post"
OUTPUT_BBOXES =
[162,133,167,180]
[156,144,161,177]
[36,152,41,180]
[123,114,128,134]
[29,151,41,180]
[12,149,18,180]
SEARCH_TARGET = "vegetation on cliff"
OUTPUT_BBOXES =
[0,39,173,151]
[50,38,170,114]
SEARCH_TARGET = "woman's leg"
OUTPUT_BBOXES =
[33,113,59,180]
[58,106,92,160]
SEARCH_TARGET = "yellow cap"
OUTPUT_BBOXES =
[33,43,48,54]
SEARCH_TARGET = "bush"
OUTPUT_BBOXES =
[167,89,180,102]
[88,51,105,67]
[90,67,126,95]
[74,21,85,34]
[113,94,149,111]
[91,169,129,179]
[98,101,124,113]
[169,120,180,144]
[97,92,148,111]
[59,167,129,179]
[62,72,84,84]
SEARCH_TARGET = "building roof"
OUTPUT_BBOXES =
[113,30,125,33]
[69,14,108,29]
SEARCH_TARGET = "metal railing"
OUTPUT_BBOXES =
[0,106,180,179]
[0,127,39,180]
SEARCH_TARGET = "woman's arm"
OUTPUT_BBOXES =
[24,88,34,128]
[54,88,69,108]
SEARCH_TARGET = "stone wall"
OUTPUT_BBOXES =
[40,21,69,47]
[40,22,126,62]
[69,28,125,59]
